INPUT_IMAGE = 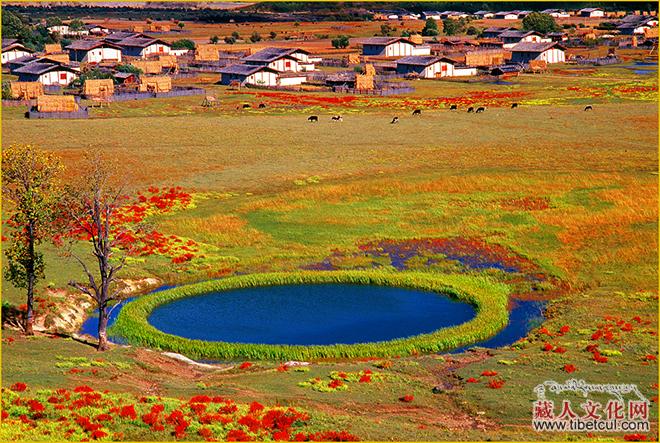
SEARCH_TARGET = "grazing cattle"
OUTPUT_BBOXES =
[476,107,486,113]
[390,116,399,124]
[450,104,458,111]
[258,103,266,109]
[308,115,318,122]
[467,107,474,113]
[412,109,421,116]
[584,105,593,111]
[242,104,251,109]
[511,103,518,109]
[331,115,343,122]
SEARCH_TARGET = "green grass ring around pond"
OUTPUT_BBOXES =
[110,271,511,360]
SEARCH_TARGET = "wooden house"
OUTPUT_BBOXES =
[14,62,78,86]
[2,39,34,65]
[509,42,566,64]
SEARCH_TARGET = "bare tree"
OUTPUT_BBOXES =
[66,154,127,351]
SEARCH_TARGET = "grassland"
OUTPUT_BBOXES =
[1,59,658,441]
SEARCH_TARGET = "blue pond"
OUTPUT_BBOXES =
[81,284,545,350]
[147,284,476,345]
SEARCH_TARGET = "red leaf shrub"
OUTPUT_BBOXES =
[10,382,27,392]
[399,395,414,403]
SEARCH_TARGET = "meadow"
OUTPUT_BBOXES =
[1,60,658,440]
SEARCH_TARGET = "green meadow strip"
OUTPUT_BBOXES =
[110,271,510,360]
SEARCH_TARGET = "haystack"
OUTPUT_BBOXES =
[355,74,374,90]
[36,95,79,113]
[149,23,158,32]
[160,24,171,32]
[157,54,178,69]
[44,43,62,54]
[529,60,548,73]
[133,25,144,33]
[408,34,423,44]
[10,82,44,100]
[131,60,163,74]
[346,53,360,64]
[465,50,505,67]
[363,63,376,76]
[42,53,69,64]
[83,78,115,97]
[139,76,172,93]
[195,44,220,61]
[644,27,659,38]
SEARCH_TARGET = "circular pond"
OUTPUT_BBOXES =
[147,284,476,345]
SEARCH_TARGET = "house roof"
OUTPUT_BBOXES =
[495,11,518,16]
[510,41,564,52]
[361,37,414,46]
[2,40,33,53]
[580,8,603,12]
[483,26,515,33]
[104,31,144,41]
[14,62,77,75]
[396,55,454,66]
[491,64,523,73]
[241,47,306,63]
[113,71,136,79]
[219,63,278,76]
[498,30,540,38]
[66,39,122,51]
[115,36,170,48]
[2,38,18,48]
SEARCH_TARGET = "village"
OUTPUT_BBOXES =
[1,4,658,117]
[0,2,658,443]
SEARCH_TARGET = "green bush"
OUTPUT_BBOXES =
[111,271,510,361]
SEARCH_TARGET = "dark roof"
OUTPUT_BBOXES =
[397,55,454,66]
[242,47,304,63]
[84,24,108,30]
[491,64,523,74]
[361,37,413,46]
[2,38,18,48]
[483,26,515,33]
[547,32,567,36]
[618,22,649,29]
[580,8,603,12]
[510,42,564,52]
[2,40,33,53]
[219,64,278,76]
[66,39,121,51]
[14,62,76,75]
[499,30,539,38]
[115,36,169,48]
[113,71,136,79]
[104,31,143,41]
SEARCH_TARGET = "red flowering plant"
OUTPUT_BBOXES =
[2,384,359,441]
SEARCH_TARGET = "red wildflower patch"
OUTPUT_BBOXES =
[559,325,570,334]
[542,343,554,352]
[239,362,253,370]
[277,364,289,372]
[249,402,265,414]
[481,370,498,377]
[190,395,212,403]
[328,379,344,389]
[399,395,414,403]
[553,346,567,354]
[488,379,505,389]
[592,352,608,364]
[358,374,371,383]
[27,399,45,413]
[119,404,137,420]
[466,377,480,383]
[564,364,577,373]
[226,429,252,441]
[273,430,290,441]
[198,427,214,439]
[10,382,27,392]
[624,434,648,441]
[643,355,657,362]
[74,385,95,393]
[90,430,108,440]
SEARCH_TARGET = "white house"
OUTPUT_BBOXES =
[495,11,520,20]
[1,39,34,65]
[84,24,110,35]
[474,11,495,19]
[422,11,442,20]
[113,35,171,58]
[361,37,430,57]
[242,47,317,72]
[579,8,605,18]
[510,42,566,64]
[499,30,551,48]
[395,55,476,78]
[66,40,122,63]
[47,24,90,37]
[14,62,78,86]
[218,64,280,86]
[541,9,571,18]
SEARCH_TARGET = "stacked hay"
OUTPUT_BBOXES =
[139,76,172,93]
[644,27,659,38]
[43,53,69,64]
[10,82,44,100]
[529,60,548,73]
[465,50,505,67]
[157,54,178,69]
[133,25,144,32]
[363,63,376,76]
[355,74,374,90]
[131,60,163,74]
[36,95,79,112]
[195,44,220,61]
[346,53,360,64]
[149,23,158,32]
[160,24,171,32]
[408,34,423,44]
[44,43,62,54]
[83,78,114,97]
